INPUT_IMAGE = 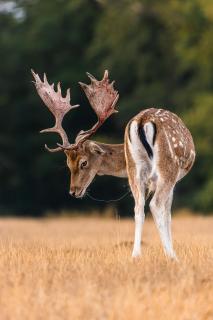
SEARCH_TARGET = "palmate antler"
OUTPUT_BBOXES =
[31,69,79,152]
[32,69,119,151]
[76,70,119,145]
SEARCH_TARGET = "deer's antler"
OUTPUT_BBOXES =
[31,69,79,152]
[32,69,119,152]
[77,70,119,145]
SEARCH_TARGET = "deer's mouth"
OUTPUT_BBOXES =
[75,189,85,198]
[76,178,95,198]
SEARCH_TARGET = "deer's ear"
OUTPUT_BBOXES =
[89,142,106,155]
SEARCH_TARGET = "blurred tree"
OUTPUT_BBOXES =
[0,0,105,214]
[88,0,177,127]
[0,0,212,214]
[184,94,213,212]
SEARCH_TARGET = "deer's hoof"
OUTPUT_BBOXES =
[132,250,141,258]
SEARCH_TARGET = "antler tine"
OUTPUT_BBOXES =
[86,72,97,83]
[102,69,109,82]
[31,69,79,152]
[76,70,119,146]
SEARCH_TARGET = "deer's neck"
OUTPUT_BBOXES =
[95,142,127,178]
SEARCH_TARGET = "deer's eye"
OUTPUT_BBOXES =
[80,161,88,169]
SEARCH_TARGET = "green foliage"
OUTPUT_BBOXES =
[0,0,212,214]
[184,94,213,212]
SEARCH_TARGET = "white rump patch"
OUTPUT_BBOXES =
[128,120,153,181]
[128,121,144,180]
[128,121,143,163]
[144,122,155,147]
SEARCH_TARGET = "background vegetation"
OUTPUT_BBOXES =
[0,0,212,215]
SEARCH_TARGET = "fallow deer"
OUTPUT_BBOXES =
[31,69,195,259]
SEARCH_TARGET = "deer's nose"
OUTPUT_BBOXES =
[69,188,76,197]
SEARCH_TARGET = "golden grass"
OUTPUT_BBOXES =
[0,215,212,320]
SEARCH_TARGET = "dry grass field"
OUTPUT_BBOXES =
[0,214,212,320]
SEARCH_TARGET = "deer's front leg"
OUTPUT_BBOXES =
[150,182,177,260]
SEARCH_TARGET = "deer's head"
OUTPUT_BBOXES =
[32,70,119,198]
[64,141,107,197]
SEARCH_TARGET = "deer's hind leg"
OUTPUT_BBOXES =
[165,190,176,257]
[128,169,146,258]
[125,120,151,257]
[150,180,177,260]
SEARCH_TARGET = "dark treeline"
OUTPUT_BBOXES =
[0,0,212,215]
